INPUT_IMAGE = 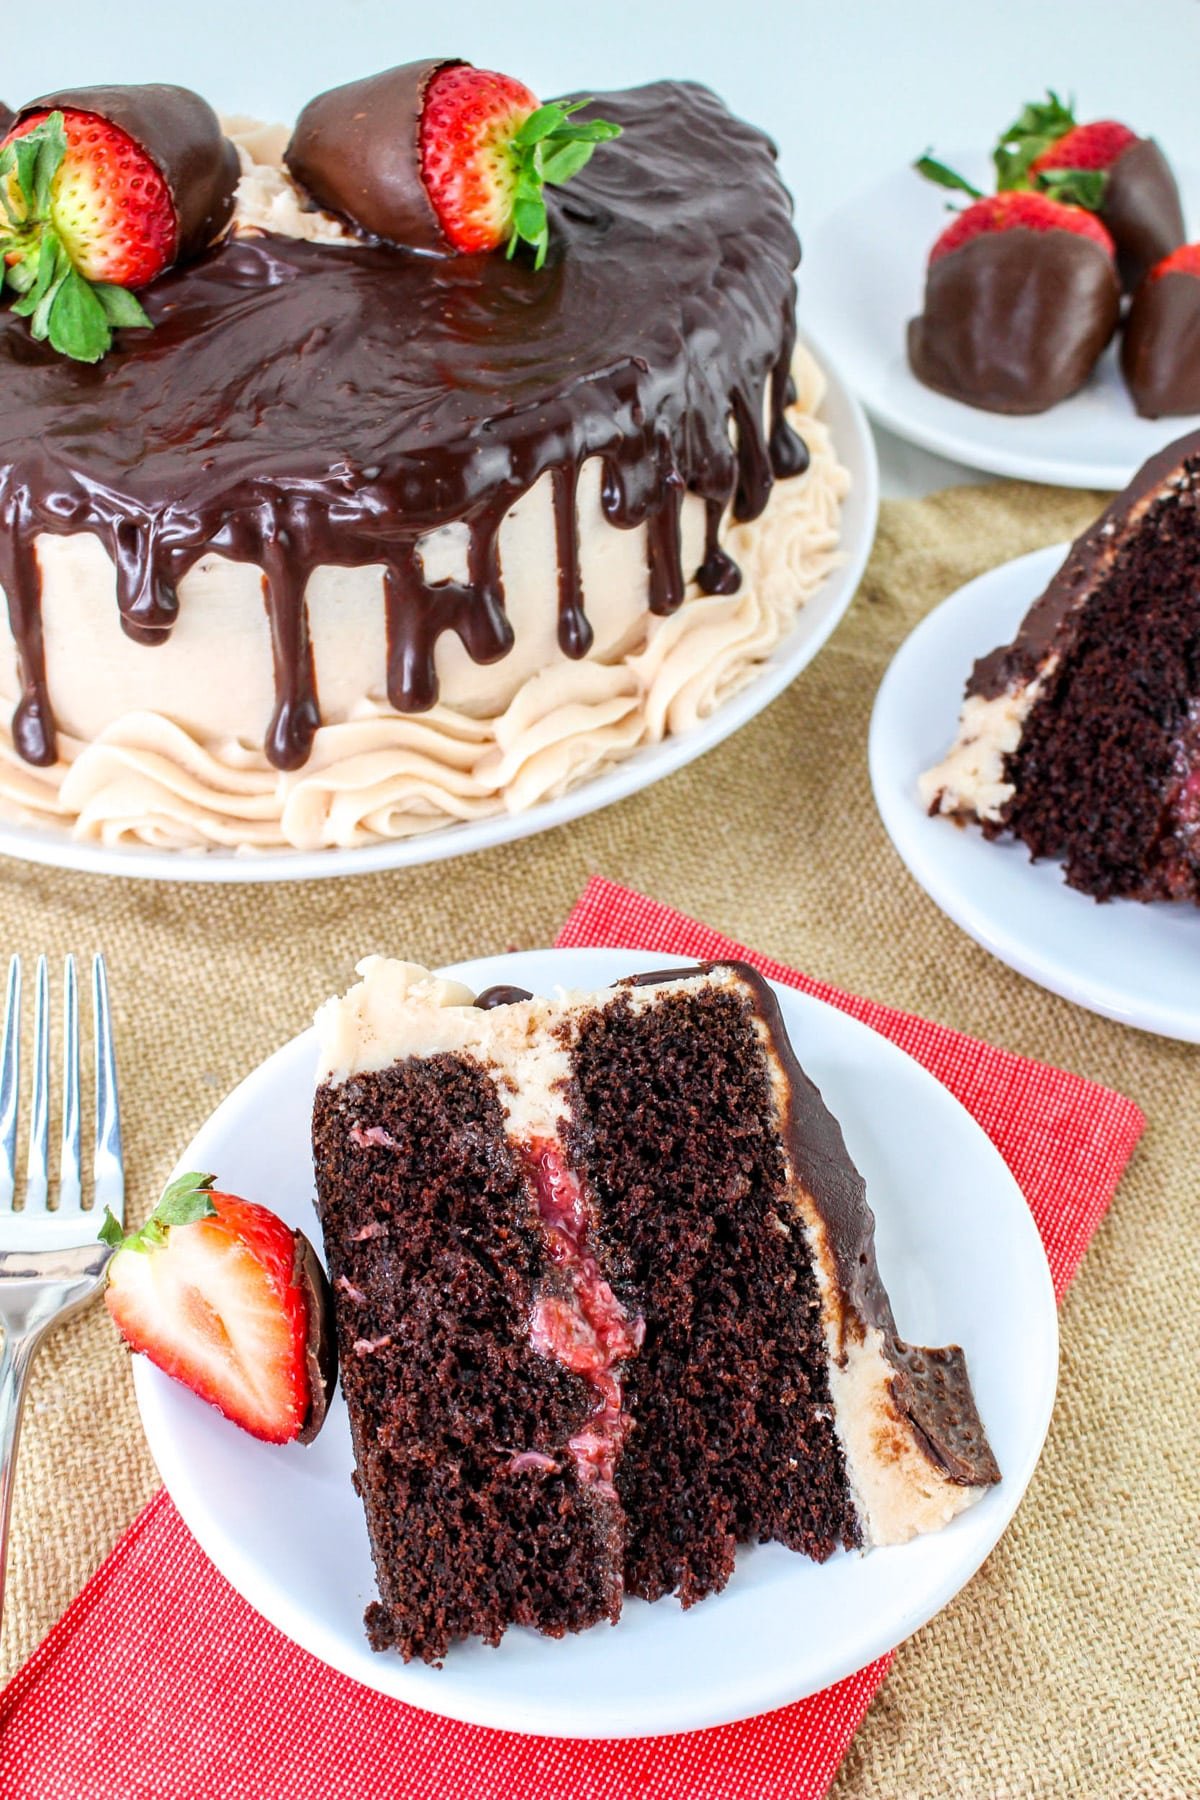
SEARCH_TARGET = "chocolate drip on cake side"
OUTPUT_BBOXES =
[0,81,808,771]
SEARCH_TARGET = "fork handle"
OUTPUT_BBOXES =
[0,1324,47,1630]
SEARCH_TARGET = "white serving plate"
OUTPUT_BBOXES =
[132,947,1058,1738]
[0,334,877,884]
[871,544,1200,1040]
[805,153,1200,489]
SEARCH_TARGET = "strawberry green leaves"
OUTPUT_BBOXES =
[1034,165,1107,212]
[993,90,1077,190]
[0,111,152,363]
[506,99,621,270]
[99,1171,217,1253]
[914,155,983,202]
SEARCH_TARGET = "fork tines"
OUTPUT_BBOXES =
[0,955,124,1235]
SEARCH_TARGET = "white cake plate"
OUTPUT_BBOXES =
[132,947,1057,1738]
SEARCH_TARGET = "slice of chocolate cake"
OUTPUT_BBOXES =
[921,430,1200,902]
[311,958,999,1664]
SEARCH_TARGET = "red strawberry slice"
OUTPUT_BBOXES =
[417,64,621,266]
[101,1172,336,1444]
[927,189,1114,266]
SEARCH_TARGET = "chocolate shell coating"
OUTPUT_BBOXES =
[908,229,1120,414]
[284,60,460,250]
[293,1228,338,1443]
[0,103,14,138]
[1103,138,1185,293]
[16,84,239,264]
[1121,272,1200,418]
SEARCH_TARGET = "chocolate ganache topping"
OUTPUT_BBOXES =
[14,84,239,263]
[0,80,807,771]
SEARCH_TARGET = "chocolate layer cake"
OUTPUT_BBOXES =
[311,958,999,1663]
[922,431,1200,902]
[0,72,848,852]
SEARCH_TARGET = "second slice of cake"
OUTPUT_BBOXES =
[312,959,999,1664]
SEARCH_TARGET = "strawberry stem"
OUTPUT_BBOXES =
[0,111,154,363]
[506,98,622,271]
[100,1171,217,1253]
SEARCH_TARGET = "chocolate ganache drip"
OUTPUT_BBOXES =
[0,81,808,771]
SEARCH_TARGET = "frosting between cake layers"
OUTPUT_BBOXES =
[919,664,1056,823]
[0,348,847,850]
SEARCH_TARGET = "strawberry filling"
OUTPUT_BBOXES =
[520,1138,644,1496]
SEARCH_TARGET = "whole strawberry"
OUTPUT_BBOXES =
[0,84,238,362]
[101,1172,336,1444]
[286,59,620,268]
[909,164,1120,413]
[1122,244,1200,418]
[993,92,1184,291]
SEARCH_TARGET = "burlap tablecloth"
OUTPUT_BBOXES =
[0,478,1195,1799]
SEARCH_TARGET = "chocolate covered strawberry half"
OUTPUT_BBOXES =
[0,84,237,361]
[285,59,620,267]
[994,92,1185,291]
[908,170,1120,413]
[1122,245,1200,418]
[101,1172,336,1444]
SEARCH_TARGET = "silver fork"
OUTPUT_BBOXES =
[0,954,123,1627]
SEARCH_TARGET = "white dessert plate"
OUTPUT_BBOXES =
[132,947,1058,1739]
[870,544,1200,1041]
[0,334,877,886]
[805,153,1200,489]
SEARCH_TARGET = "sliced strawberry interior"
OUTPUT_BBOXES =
[107,1213,309,1442]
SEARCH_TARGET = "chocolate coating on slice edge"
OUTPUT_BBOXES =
[967,425,1200,701]
[293,1227,338,1443]
[907,229,1120,414]
[1121,271,1200,418]
[284,60,460,250]
[624,960,1000,1490]
[17,84,239,263]
[1103,137,1185,293]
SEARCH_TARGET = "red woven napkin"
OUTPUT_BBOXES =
[0,878,1144,1800]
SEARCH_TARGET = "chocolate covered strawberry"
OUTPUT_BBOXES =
[101,1172,336,1444]
[993,92,1184,290]
[1122,244,1200,418]
[0,84,238,362]
[909,165,1120,413]
[285,60,620,268]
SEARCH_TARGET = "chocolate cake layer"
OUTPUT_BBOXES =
[312,1053,625,1662]
[565,982,859,1604]
[927,430,1200,902]
[992,454,1200,900]
[0,80,806,771]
